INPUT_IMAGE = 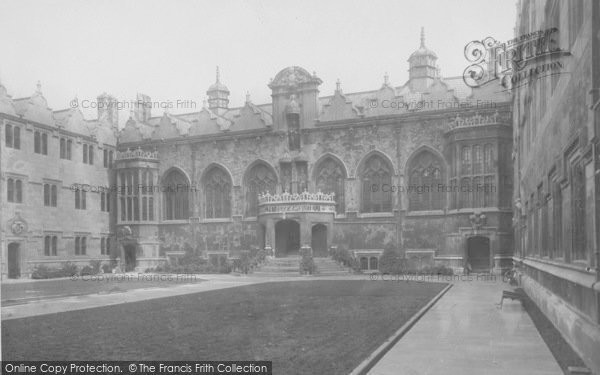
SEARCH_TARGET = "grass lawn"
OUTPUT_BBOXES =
[3,280,446,374]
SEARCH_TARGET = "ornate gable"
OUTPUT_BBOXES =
[319,90,361,122]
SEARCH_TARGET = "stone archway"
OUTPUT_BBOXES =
[123,244,138,272]
[275,220,300,257]
[7,242,21,278]
[466,236,491,272]
[311,224,328,257]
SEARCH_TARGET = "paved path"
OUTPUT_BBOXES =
[368,280,563,375]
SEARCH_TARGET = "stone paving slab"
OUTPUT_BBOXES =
[367,281,563,375]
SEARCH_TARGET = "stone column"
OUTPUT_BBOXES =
[300,219,311,248]
[265,219,275,256]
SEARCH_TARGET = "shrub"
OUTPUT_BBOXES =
[299,247,315,275]
[421,265,454,276]
[101,263,112,274]
[236,251,252,274]
[80,265,94,276]
[31,262,79,279]
[89,260,103,274]
[378,248,406,275]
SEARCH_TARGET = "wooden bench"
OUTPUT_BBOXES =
[497,290,522,309]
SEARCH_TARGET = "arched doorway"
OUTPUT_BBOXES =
[275,220,300,257]
[7,243,20,278]
[124,244,137,272]
[311,224,328,257]
[467,236,491,272]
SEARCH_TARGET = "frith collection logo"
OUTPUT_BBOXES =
[462,27,570,90]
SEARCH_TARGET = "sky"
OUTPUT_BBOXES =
[0,0,516,127]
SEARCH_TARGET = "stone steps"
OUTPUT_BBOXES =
[251,256,352,277]
[314,257,353,276]
[252,257,301,277]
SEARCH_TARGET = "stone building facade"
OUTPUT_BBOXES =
[0,83,117,278]
[1,32,513,279]
[512,0,600,372]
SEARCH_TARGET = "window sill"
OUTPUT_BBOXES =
[358,212,394,218]
[160,220,190,225]
[406,210,445,217]
[203,218,233,223]
[519,257,596,288]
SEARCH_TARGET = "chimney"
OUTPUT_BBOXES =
[97,93,119,129]
[134,93,151,122]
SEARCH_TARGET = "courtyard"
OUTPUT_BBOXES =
[2,280,445,374]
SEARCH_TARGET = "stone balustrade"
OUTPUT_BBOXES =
[257,190,336,215]
[447,111,511,131]
[116,147,159,160]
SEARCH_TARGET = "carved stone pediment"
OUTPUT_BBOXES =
[7,212,28,236]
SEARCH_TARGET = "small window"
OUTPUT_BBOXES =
[15,179,23,203]
[34,131,41,153]
[83,144,88,164]
[52,236,58,256]
[66,139,72,160]
[13,126,20,149]
[44,236,51,256]
[44,184,50,206]
[60,138,66,159]
[5,124,20,149]
[41,133,48,155]
[51,185,57,207]
[88,145,94,165]
[5,124,12,147]
[7,178,14,202]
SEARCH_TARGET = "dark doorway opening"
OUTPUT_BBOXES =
[124,244,137,272]
[311,224,328,257]
[275,220,300,257]
[8,243,20,278]
[467,236,491,272]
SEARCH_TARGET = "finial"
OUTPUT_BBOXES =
[245,91,251,104]
[420,27,425,47]
[216,66,220,83]
[335,79,341,93]
[384,72,389,85]
[36,80,42,93]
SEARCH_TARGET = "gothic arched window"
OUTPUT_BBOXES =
[360,154,393,213]
[407,150,445,211]
[204,166,232,219]
[314,157,346,214]
[245,163,277,217]
[483,144,493,172]
[461,146,471,175]
[163,169,190,220]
